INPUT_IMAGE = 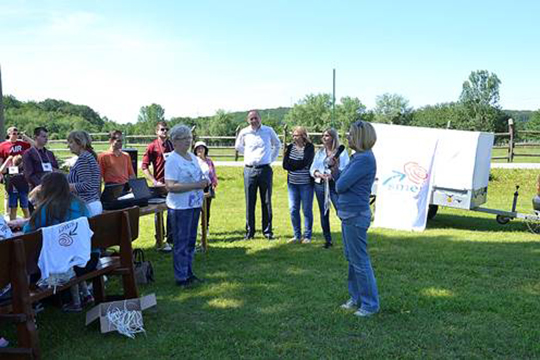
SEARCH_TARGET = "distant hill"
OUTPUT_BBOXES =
[504,110,534,123]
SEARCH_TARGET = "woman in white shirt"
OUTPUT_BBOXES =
[165,125,209,288]
[310,128,350,248]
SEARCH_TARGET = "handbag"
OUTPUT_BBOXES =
[133,249,154,284]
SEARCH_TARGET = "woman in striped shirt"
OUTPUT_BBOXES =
[67,131,102,217]
[283,126,315,244]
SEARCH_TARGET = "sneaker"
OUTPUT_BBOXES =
[287,238,300,244]
[323,241,333,249]
[62,302,83,313]
[354,308,378,317]
[340,298,357,310]
[301,238,311,244]
[159,243,173,253]
[176,279,191,288]
[264,234,275,240]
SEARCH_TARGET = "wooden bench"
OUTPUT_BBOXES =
[0,207,140,359]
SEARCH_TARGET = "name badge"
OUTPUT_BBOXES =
[42,163,53,172]
[8,166,19,175]
[163,152,172,161]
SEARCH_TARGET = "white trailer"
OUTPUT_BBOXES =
[369,123,535,224]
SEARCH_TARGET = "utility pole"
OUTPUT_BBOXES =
[331,68,336,128]
[0,65,4,137]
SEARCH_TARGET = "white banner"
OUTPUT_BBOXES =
[373,139,438,231]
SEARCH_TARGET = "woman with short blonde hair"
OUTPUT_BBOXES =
[334,120,379,317]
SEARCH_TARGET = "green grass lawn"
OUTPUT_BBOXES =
[4,167,540,359]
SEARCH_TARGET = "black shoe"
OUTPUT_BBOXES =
[323,241,333,249]
[188,275,205,284]
[176,279,191,288]
[264,234,275,240]
[244,234,254,240]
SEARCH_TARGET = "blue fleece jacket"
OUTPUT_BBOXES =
[335,150,376,214]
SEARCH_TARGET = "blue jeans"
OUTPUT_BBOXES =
[169,207,201,282]
[287,183,314,240]
[340,211,379,313]
[314,181,339,242]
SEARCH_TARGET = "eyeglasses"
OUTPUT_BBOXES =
[159,128,169,132]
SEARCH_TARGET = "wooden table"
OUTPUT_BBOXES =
[139,199,208,252]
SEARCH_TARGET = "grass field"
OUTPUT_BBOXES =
[4,167,540,359]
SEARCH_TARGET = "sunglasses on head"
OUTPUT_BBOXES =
[353,120,365,128]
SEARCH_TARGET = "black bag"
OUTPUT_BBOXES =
[133,249,154,284]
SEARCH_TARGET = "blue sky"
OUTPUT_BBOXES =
[1,0,539,123]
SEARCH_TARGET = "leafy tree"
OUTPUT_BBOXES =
[525,109,540,131]
[336,96,367,132]
[373,93,412,125]
[283,93,332,131]
[137,104,166,134]
[411,102,468,129]
[459,70,506,132]
[284,94,366,132]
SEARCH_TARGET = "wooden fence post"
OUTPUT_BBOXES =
[508,118,514,163]
[282,124,288,157]
[234,125,240,161]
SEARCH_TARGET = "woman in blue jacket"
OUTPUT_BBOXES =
[334,120,379,317]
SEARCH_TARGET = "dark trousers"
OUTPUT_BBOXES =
[244,165,273,237]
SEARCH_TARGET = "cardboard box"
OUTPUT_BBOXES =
[85,294,157,334]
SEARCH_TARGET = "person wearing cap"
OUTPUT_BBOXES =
[193,141,218,231]
[235,110,281,240]
[141,122,174,252]
[0,126,33,217]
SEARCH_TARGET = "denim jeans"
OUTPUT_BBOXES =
[314,181,339,242]
[340,211,379,313]
[168,207,201,282]
[287,182,314,240]
[244,165,273,237]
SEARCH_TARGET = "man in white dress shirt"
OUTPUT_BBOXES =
[235,110,281,240]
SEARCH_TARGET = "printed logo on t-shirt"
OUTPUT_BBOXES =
[58,222,78,247]
[9,145,24,154]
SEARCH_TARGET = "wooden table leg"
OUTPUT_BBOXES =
[201,197,208,252]
[155,211,164,249]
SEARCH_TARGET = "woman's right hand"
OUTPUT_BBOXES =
[198,179,210,189]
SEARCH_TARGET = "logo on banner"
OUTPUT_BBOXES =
[382,162,429,193]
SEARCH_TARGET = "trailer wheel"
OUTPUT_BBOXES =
[427,205,438,220]
[496,215,511,225]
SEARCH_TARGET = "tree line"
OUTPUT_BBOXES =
[3,70,539,141]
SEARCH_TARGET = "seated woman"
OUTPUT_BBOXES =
[23,172,95,312]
